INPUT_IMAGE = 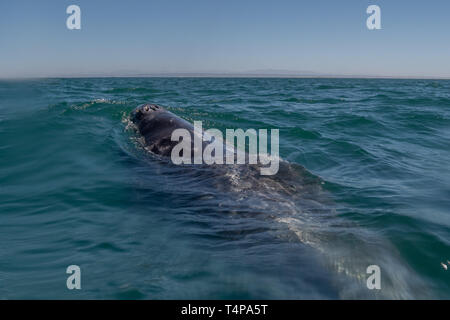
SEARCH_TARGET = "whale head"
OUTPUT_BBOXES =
[130,103,164,124]
[130,103,194,156]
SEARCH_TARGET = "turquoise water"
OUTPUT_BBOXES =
[0,78,449,299]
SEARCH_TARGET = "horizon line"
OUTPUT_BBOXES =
[1,72,450,80]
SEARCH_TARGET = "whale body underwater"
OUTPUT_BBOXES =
[128,103,426,299]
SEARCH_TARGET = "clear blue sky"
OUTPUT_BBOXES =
[1,0,449,78]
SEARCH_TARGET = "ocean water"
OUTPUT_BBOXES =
[0,77,449,299]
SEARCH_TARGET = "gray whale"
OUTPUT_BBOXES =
[128,103,424,299]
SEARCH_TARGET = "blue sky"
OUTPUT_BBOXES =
[1,0,449,78]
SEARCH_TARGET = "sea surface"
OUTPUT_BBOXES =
[0,78,449,299]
